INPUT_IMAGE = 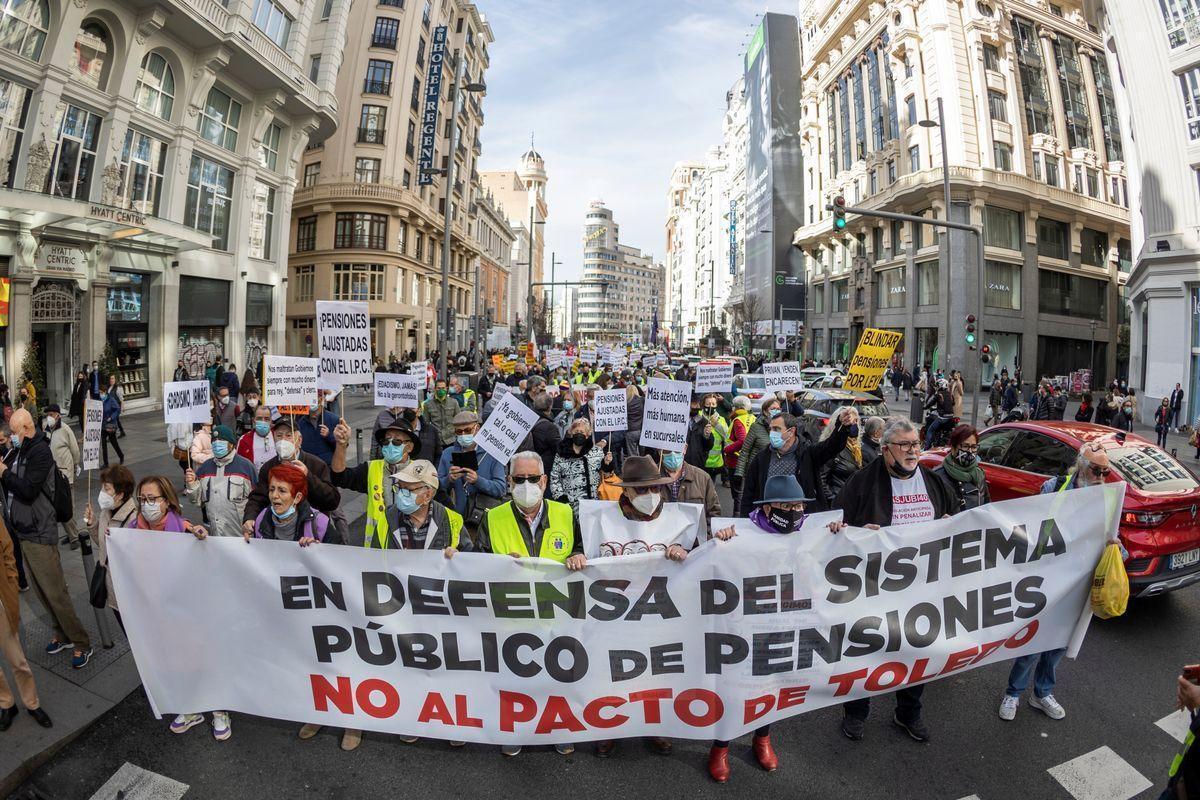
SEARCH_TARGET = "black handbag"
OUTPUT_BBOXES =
[89,563,108,608]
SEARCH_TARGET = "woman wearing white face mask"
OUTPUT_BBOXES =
[83,465,138,632]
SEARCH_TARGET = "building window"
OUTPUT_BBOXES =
[402,168,411,188]
[867,48,884,150]
[197,87,241,151]
[1117,238,1132,274]
[993,142,1012,171]
[985,260,1022,310]
[1090,56,1123,161]
[1052,35,1092,151]
[134,52,175,121]
[1044,154,1060,187]
[47,103,100,200]
[1039,269,1107,319]
[984,205,1022,251]
[364,59,393,95]
[1181,67,1200,140]
[73,20,111,90]
[416,36,426,69]
[852,60,867,160]
[983,43,1000,71]
[905,94,917,127]
[248,182,275,260]
[358,104,386,144]
[354,157,381,183]
[812,283,825,313]
[293,265,314,302]
[887,159,896,183]
[0,79,30,189]
[827,90,839,175]
[302,162,320,187]
[119,129,167,216]
[876,266,906,310]
[869,169,878,195]
[259,122,281,172]
[320,0,332,19]
[414,232,424,261]
[372,17,399,48]
[0,0,48,61]
[1080,228,1108,267]
[335,212,387,249]
[988,90,1007,122]
[334,263,386,300]
[832,279,849,312]
[184,155,235,250]
[1011,16,1053,136]
[908,145,920,172]
[309,54,321,82]
[1036,216,1069,260]
[296,216,316,252]
[917,261,938,306]
[1086,168,1099,198]
[839,75,851,170]
[1160,0,1200,48]
[251,0,292,48]
[379,0,403,6]
[406,119,416,157]
[891,219,906,257]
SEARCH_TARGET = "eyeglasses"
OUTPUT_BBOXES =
[1088,465,1112,478]
[511,475,541,484]
[137,495,164,504]
[630,485,660,495]
[957,444,979,454]
[889,440,922,452]
[381,438,409,447]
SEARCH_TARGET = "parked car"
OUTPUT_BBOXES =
[794,389,890,443]
[801,366,846,389]
[732,373,770,414]
[919,421,1200,599]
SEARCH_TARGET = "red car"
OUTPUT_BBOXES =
[920,421,1200,598]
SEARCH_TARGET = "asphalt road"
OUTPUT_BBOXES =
[8,420,1196,800]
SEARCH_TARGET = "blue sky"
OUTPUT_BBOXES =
[476,0,794,283]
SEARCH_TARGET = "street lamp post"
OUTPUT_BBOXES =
[1089,319,1098,388]
[919,97,953,376]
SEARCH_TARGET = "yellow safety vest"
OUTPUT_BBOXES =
[486,500,574,562]
[364,459,464,549]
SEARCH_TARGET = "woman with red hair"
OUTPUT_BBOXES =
[247,463,341,545]
[931,423,990,513]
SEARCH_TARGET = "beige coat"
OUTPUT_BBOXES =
[50,424,80,484]
[951,378,964,417]
[0,517,19,631]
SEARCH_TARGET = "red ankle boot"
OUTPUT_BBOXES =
[753,734,778,771]
[707,745,730,782]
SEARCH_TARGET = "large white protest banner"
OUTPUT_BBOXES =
[82,397,103,470]
[639,377,692,453]
[578,499,704,557]
[373,373,421,409]
[162,381,211,425]
[475,392,539,465]
[694,361,735,395]
[592,388,628,433]
[762,361,804,392]
[108,484,1118,745]
[263,356,320,406]
[316,301,372,384]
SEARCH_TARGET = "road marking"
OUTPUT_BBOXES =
[1155,709,1192,743]
[1047,746,1153,800]
[956,796,982,800]
[88,762,189,800]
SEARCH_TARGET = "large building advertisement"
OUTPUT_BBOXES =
[743,13,805,338]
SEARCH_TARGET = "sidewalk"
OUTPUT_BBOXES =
[0,394,384,797]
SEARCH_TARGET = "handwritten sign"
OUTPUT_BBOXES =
[475,393,540,465]
[162,380,211,425]
[374,373,421,409]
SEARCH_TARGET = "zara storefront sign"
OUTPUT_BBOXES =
[34,243,87,273]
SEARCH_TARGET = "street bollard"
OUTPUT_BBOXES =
[78,535,115,648]
[355,428,363,465]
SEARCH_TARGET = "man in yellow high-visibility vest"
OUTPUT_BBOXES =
[478,450,585,758]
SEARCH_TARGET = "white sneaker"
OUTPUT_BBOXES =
[169,713,205,734]
[212,711,232,740]
[1029,694,1066,720]
[998,695,1019,721]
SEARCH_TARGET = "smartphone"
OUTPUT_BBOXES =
[452,450,478,471]
[1184,665,1200,684]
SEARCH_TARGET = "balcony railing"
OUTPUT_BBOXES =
[363,79,392,95]
[357,127,386,144]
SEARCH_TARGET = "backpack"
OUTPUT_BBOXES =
[41,466,74,523]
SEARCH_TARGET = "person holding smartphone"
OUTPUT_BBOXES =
[1163,664,1200,799]
[436,412,506,538]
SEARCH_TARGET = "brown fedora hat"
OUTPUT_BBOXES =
[613,455,674,488]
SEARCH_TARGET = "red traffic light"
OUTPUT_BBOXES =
[965,314,976,324]
[981,344,991,355]
[833,195,846,208]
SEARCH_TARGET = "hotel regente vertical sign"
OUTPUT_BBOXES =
[418,25,448,186]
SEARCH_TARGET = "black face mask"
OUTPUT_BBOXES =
[571,433,588,447]
[888,457,919,479]
[766,507,804,532]
[690,408,700,417]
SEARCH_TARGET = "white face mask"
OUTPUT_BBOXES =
[97,490,115,510]
[276,439,296,461]
[512,481,543,509]
[632,491,661,516]
[141,501,164,523]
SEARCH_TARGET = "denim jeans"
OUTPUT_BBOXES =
[1005,648,1066,698]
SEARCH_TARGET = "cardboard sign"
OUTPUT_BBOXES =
[580,348,597,364]
[546,350,565,370]
[374,373,421,409]
[475,393,539,465]
[316,301,371,384]
[592,388,628,433]
[263,356,320,407]
[82,397,103,470]
[694,361,735,395]
[162,380,212,425]
[843,329,904,392]
[762,361,804,392]
[409,361,428,377]
[638,378,692,453]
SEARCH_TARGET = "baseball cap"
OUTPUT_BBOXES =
[392,459,438,490]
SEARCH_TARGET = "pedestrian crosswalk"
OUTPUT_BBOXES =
[88,762,188,800]
[1046,746,1154,800]
[1155,709,1192,743]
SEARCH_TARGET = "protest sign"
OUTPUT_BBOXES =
[475,393,539,465]
[109,484,1118,745]
[656,353,669,367]
[409,361,428,377]
[373,373,421,409]
[639,377,691,453]
[316,301,371,384]
[762,361,803,392]
[694,361,735,395]
[546,350,564,370]
[263,356,320,407]
[162,380,212,425]
[592,388,628,432]
[842,329,904,392]
[578,499,704,557]
[82,397,103,471]
[544,385,560,398]
[580,348,597,364]
[491,382,512,399]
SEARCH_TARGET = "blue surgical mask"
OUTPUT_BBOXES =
[457,434,475,448]
[100,393,108,401]
[393,487,420,515]
[662,452,684,470]
[381,443,407,465]
[254,421,270,437]
[8,433,19,449]
[768,409,781,419]
[271,503,297,520]
[769,430,785,450]
[212,441,230,458]
[563,400,574,411]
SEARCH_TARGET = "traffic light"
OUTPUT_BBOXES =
[964,314,977,349]
[832,195,847,232]
[981,343,992,364]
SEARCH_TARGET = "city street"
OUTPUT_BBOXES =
[5,399,1197,800]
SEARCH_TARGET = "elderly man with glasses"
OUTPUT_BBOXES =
[998,440,1116,723]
